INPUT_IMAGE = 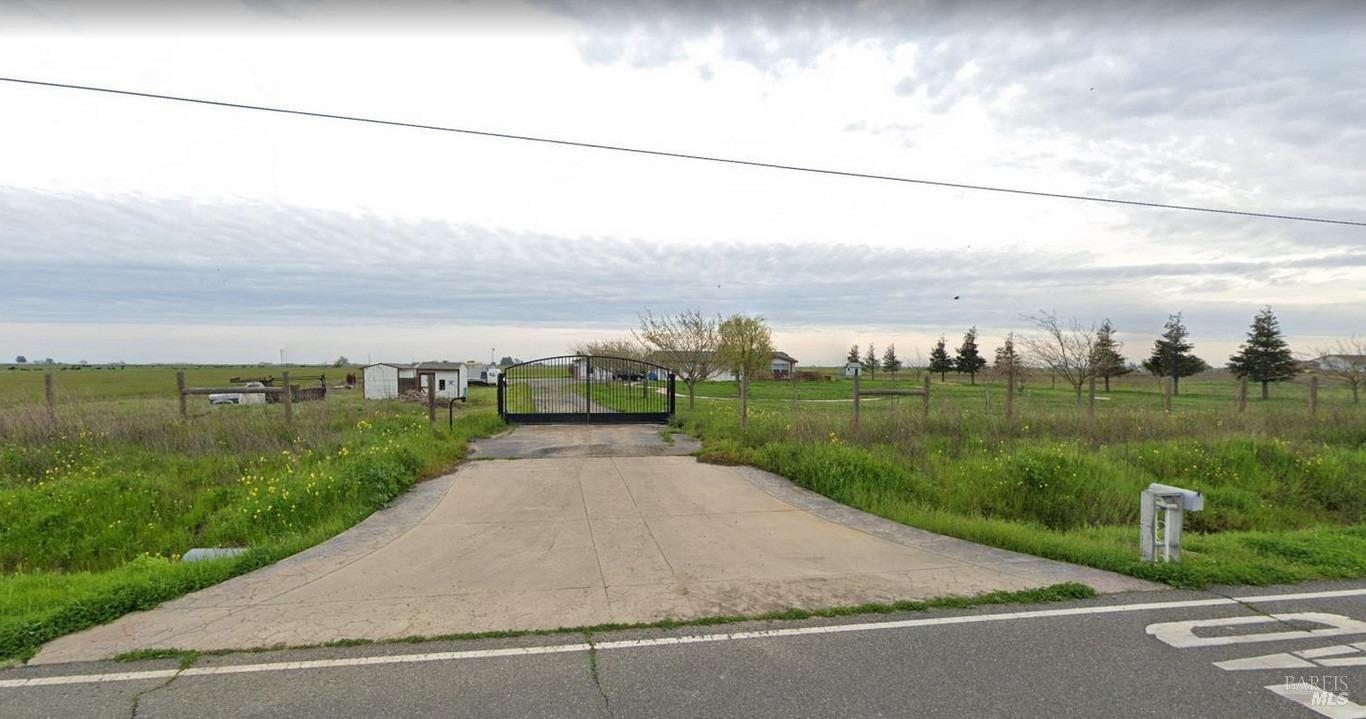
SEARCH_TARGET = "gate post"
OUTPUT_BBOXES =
[668,373,676,418]
[497,374,506,419]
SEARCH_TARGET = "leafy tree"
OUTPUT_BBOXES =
[928,337,953,382]
[717,314,774,432]
[954,327,987,385]
[1227,306,1297,400]
[636,308,722,408]
[1091,319,1129,392]
[846,344,860,365]
[332,356,350,368]
[861,342,877,379]
[881,343,902,379]
[14,356,25,364]
[1141,313,1209,395]
[497,356,517,367]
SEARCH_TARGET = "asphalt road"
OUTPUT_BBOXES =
[5,581,1365,718]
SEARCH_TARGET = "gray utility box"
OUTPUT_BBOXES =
[1141,483,1204,563]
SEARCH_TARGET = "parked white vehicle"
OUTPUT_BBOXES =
[209,381,267,405]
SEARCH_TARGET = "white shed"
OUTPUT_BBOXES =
[843,362,862,378]
[416,362,467,400]
[362,363,417,400]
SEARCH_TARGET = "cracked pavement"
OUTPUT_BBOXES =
[4,581,1365,718]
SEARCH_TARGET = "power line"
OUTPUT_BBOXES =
[2,75,1363,229]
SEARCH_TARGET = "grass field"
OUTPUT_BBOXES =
[0,368,504,662]
[0,363,360,408]
[678,370,1366,589]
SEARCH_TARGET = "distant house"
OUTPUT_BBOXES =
[569,357,630,381]
[1307,354,1366,372]
[769,351,798,379]
[843,361,862,378]
[706,351,798,381]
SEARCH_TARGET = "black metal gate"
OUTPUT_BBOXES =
[497,355,676,424]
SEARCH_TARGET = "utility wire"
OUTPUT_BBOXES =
[2,75,1362,228]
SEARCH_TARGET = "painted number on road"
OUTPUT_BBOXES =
[1147,613,1366,718]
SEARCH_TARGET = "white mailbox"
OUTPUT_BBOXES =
[1146,483,1204,512]
[1141,483,1204,563]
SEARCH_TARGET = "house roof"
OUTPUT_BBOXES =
[415,362,465,371]
[361,362,414,370]
[647,349,798,367]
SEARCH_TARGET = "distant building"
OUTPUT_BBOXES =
[362,362,467,400]
[463,361,502,385]
[1306,354,1366,372]
[415,362,468,400]
[362,363,417,400]
[843,361,862,378]
[705,351,798,381]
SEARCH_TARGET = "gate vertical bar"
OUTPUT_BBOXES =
[584,356,592,425]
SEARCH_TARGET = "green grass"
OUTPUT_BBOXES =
[0,381,505,662]
[0,363,359,408]
[680,372,1366,589]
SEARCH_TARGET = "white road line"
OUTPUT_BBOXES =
[5,586,1365,690]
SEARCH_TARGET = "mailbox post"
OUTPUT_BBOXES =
[1140,483,1204,563]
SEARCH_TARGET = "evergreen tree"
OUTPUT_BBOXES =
[862,342,878,379]
[954,327,987,385]
[1091,319,1129,392]
[1228,306,1297,400]
[993,334,1023,391]
[928,336,954,382]
[881,344,902,378]
[1141,313,1209,395]
[846,344,860,365]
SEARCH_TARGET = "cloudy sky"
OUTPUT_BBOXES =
[1,0,1363,365]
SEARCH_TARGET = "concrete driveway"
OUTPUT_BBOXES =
[32,426,1157,664]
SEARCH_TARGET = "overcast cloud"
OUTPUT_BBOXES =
[0,1,1362,364]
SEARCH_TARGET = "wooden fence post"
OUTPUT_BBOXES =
[1309,376,1319,415]
[176,371,187,419]
[1005,370,1015,420]
[740,373,749,433]
[45,372,56,419]
[1163,377,1173,414]
[1237,378,1248,413]
[852,369,861,430]
[282,371,293,425]
[922,374,931,422]
[427,373,437,425]
[1088,376,1097,418]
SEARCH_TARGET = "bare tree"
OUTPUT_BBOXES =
[1312,337,1366,404]
[1019,311,1097,406]
[570,337,647,358]
[570,337,648,375]
[717,314,774,432]
[635,309,722,408]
